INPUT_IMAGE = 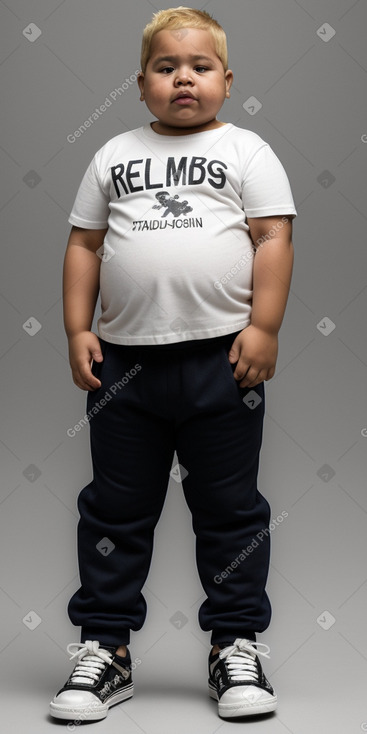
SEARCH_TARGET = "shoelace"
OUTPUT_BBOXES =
[219,638,270,683]
[67,640,114,686]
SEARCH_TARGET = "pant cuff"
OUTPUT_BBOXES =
[211,631,257,645]
[80,627,130,646]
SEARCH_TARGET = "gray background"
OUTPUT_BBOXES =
[1,0,366,731]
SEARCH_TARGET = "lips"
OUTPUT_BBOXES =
[172,91,197,104]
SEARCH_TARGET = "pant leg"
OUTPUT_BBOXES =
[67,340,175,646]
[174,334,271,645]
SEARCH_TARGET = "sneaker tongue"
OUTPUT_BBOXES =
[114,650,131,664]
[92,644,130,662]
[95,644,131,669]
[210,641,234,657]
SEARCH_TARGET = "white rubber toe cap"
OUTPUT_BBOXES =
[52,690,100,707]
[49,690,107,721]
[219,684,277,716]
[222,684,273,703]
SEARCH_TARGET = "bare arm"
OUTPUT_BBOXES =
[63,225,108,390]
[228,216,294,387]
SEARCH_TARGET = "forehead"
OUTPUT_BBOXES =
[149,27,218,61]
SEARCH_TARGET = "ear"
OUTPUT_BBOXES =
[137,71,145,101]
[224,69,233,98]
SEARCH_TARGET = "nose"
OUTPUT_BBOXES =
[174,66,193,86]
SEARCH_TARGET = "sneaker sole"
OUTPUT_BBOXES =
[49,683,134,721]
[208,682,277,717]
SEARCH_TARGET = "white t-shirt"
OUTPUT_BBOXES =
[68,123,297,345]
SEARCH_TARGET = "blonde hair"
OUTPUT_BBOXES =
[140,6,228,74]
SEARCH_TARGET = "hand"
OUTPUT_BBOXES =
[68,331,103,391]
[227,325,278,388]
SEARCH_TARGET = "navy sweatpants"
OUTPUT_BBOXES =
[67,330,272,647]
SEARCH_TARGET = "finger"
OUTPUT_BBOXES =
[239,367,262,387]
[243,376,263,388]
[86,374,102,390]
[73,373,98,391]
[78,378,101,391]
[74,365,102,391]
[232,361,250,382]
[228,349,240,364]
[91,349,103,363]
[227,337,241,364]
[246,364,276,386]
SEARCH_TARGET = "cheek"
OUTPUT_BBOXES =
[203,88,223,104]
[199,80,223,99]
[146,82,167,102]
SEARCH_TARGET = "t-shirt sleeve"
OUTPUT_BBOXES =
[241,143,297,219]
[68,154,110,229]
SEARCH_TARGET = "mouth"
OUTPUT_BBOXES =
[172,92,197,105]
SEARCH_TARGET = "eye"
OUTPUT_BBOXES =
[195,66,207,73]
[160,66,175,74]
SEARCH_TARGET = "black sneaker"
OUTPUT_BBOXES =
[49,640,134,721]
[208,638,277,718]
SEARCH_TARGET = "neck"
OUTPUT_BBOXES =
[150,120,227,136]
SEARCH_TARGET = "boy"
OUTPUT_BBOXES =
[50,6,297,722]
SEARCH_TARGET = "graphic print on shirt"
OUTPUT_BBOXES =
[111,155,228,196]
[131,191,202,230]
[111,154,228,232]
[152,191,193,218]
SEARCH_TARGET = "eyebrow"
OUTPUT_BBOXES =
[152,54,214,66]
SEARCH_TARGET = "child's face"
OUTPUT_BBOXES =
[138,28,233,135]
